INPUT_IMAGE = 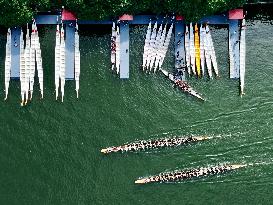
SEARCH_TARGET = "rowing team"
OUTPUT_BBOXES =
[101,136,208,154]
[135,164,246,184]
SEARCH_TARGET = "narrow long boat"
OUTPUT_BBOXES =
[204,25,213,79]
[75,22,80,98]
[19,29,26,105]
[101,135,208,154]
[149,24,162,71]
[4,28,11,100]
[200,25,206,77]
[60,25,66,102]
[194,24,201,77]
[34,21,44,99]
[115,25,120,74]
[55,24,61,100]
[158,24,173,70]
[111,22,116,71]
[189,23,196,75]
[184,25,191,75]
[229,26,235,79]
[154,24,167,71]
[29,21,36,100]
[240,19,246,96]
[147,22,157,72]
[24,25,31,105]
[142,21,152,70]
[160,69,205,101]
[135,164,247,184]
[206,25,219,77]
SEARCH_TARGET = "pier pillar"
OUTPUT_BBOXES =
[119,21,130,79]
[175,16,186,80]
[119,15,133,79]
[10,27,21,79]
[229,9,244,79]
[65,21,76,80]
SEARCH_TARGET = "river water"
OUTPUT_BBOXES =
[1,11,273,205]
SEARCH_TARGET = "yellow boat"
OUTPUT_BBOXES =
[194,24,201,77]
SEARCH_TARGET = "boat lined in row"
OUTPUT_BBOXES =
[75,22,81,98]
[184,24,219,79]
[142,22,173,73]
[101,135,208,154]
[111,22,117,71]
[4,29,11,100]
[240,19,246,96]
[160,69,205,101]
[194,24,201,77]
[135,164,246,184]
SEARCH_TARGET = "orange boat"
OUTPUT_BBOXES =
[194,24,201,77]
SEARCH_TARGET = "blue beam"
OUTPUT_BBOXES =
[229,20,240,79]
[199,14,229,25]
[119,21,130,79]
[65,22,75,80]
[35,15,61,24]
[174,21,186,80]
[10,27,21,79]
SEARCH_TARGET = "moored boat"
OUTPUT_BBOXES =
[111,22,116,71]
[101,135,208,154]
[194,24,201,77]
[240,19,246,96]
[75,22,80,98]
[185,25,191,75]
[55,24,61,100]
[142,21,152,70]
[135,164,247,184]
[5,28,12,101]
[189,23,196,75]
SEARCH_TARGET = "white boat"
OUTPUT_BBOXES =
[142,21,152,70]
[147,22,157,72]
[160,69,205,101]
[204,25,213,79]
[60,25,66,102]
[189,23,196,75]
[115,25,120,74]
[158,24,173,70]
[206,25,219,77]
[4,28,11,100]
[75,22,80,98]
[184,25,191,75]
[55,24,61,100]
[240,19,246,96]
[34,21,44,99]
[200,25,206,77]
[154,24,167,71]
[148,23,162,71]
[111,22,116,71]
[29,21,36,100]
[24,25,31,104]
[19,29,26,106]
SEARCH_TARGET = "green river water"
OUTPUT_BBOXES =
[1,15,273,205]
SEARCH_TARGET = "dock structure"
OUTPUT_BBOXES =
[174,16,186,80]
[7,10,244,81]
[10,27,21,79]
[228,9,244,79]
[118,15,133,79]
